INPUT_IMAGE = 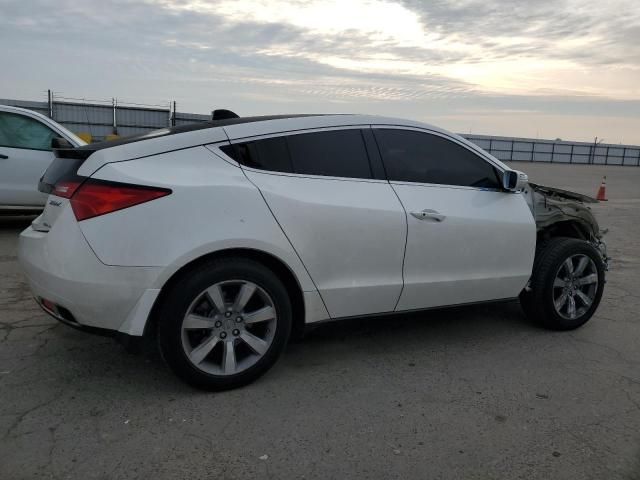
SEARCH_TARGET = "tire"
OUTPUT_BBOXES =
[519,238,552,315]
[520,237,605,330]
[157,257,292,390]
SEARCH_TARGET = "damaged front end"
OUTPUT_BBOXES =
[522,183,610,270]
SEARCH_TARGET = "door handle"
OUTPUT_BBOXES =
[0,154,8,159]
[410,209,446,222]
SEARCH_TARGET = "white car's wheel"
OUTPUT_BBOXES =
[520,237,605,330]
[157,257,292,390]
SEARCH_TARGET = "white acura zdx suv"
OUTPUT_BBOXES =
[18,113,608,390]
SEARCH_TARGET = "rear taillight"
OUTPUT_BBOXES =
[69,179,171,221]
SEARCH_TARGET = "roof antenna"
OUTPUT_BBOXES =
[212,109,239,120]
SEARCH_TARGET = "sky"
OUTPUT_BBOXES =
[1,0,639,143]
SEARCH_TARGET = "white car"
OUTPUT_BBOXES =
[18,113,608,390]
[0,104,85,212]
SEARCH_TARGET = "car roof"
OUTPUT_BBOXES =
[71,112,450,154]
[74,113,509,175]
[65,113,434,160]
[74,114,323,152]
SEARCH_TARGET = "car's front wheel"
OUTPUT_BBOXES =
[520,237,605,330]
[157,257,292,390]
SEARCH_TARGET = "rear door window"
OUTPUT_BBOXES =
[226,129,373,180]
[374,129,501,188]
[286,130,372,179]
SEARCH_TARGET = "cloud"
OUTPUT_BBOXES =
[0,0,638,142]
[401,0,640,64]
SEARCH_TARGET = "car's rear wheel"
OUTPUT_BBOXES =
[520,237,605,330]
[157,257,292,390]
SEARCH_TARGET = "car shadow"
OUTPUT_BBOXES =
[0,214,37,229]
[300,299,535,344]
[45,299,537,394]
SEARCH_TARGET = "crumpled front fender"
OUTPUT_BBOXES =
[522,182,609,269]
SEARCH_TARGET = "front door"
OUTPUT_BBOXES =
[372,127,536,311]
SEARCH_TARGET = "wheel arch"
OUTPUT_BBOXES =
[144,247,307,341]
[537,219,593,243]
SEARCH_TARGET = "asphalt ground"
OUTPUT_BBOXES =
[1,162,639,479]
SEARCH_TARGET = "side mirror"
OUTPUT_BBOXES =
[502,169,528,192]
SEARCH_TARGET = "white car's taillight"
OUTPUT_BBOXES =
[69,179,171,221]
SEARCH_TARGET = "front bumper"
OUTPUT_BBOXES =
[18,207,162,335]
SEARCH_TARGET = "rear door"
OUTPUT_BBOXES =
[0,111,60,207]
[373,127,536,311]
[220,126,407,319]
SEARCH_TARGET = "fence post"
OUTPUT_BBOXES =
[605,146,610,165]
[569,144,573,164]
[112,98,118,136]
[527,142,532,162]
[589,137,600,164]
[551,142,556,164]
[47,89,54,119]
[172,101,177,127]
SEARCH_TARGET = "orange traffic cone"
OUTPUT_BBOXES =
[596,176,608,201]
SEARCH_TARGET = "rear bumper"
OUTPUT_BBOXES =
[34,296,142,350]
[18,206,163,335]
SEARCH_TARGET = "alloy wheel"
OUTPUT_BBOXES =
[552,254,598,320]
[181,280,277,375]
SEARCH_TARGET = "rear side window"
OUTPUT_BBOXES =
[374,129,501,189]
[0,112,58,151]
[225,129,373,180]
[221,137,293,173]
